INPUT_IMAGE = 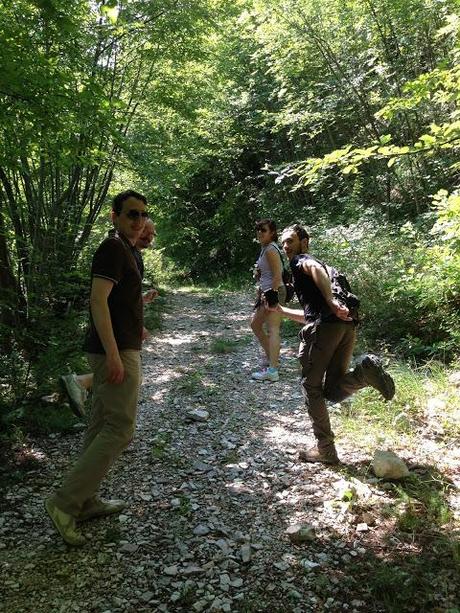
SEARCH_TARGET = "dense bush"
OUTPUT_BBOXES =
[310,190,460,360]
[0,248,171,433]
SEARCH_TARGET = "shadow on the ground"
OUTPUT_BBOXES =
[142,290,460,612]
[2,289,459,613]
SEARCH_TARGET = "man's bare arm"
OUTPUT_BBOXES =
[90,277,124,384]
[266,303,306,324]
[303,261,352,321]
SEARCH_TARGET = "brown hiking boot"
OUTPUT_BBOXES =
[299,446,340,465]
[359,355,395,401]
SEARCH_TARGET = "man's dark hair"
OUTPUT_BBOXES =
[282,223,310,243]
[255,218,278,242]
[112,190,147,215]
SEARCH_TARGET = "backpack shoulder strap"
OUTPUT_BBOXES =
[272,243,289,268]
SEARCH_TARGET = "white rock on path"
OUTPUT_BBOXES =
[285,523,316,544]
[186,409,210,422]
[372,450,410,479]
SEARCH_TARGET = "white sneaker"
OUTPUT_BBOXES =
[251,367,279,382]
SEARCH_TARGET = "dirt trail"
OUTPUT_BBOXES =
[1,289,458,612]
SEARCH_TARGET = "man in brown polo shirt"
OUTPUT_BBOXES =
[45,190,148,546]
[59,218,158,418]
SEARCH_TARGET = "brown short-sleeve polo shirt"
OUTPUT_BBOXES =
[83,233,143,354]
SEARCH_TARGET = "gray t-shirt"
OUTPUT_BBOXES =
[257,242,281,291]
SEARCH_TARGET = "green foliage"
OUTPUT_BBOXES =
[310,188,460,361]
[0,299,88,436]
[143,289,169,333]
[393,472,454,533]
[151,432,172,460]
[0,270,168,436]
[338,359,460,453]
[125,0,460,290]
[368,563,417,611]
[273,2,460,208]
[18,404,81,436]
[359,549,460,612]
[175,369,205,394]
[281,318,301,339]
[210,337,243,354]
[172,495,193,517]
[389,190,460,358]
[0,288,87,402]
[143,248,188,286]
[0,0,217,362]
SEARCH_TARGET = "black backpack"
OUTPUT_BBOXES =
[323,263,360,322]
[273,244,295,303]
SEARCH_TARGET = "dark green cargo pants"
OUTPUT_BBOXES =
[298,321,364,450]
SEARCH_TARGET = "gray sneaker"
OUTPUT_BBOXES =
[78,498,126,522]
[59,374,86,417]
[359,355,395,401]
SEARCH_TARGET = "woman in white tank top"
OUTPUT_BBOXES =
[250,219,286,382]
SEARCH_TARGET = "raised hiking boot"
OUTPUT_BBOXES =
[59,374,87,418]
[298,446,340,465]
[359,355,395,401]
[251,367,279,382]
[44,498,86,546]
[78,498,126,522]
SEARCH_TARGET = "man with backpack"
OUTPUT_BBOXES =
[268,224,395,465]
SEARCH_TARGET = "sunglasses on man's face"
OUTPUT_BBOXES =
[125,209,149,220]
[256,228,269,233]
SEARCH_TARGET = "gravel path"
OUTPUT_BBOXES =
[1,289,459,612]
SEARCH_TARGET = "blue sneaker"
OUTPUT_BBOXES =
[251,367,279,382]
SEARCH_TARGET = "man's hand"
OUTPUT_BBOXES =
[142,326,151,341]
[330,299,353,321]
[106,352,124,384]
[143,288,158,304]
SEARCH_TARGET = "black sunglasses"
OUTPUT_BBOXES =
[125,209,149,220]
[256,227,269,233]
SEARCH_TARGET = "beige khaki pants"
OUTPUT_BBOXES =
[53,350,141,517]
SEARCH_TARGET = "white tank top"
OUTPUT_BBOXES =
[257,242,280,291]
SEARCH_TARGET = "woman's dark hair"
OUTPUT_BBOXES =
[112,190,147,215]
[255,218,278,242]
